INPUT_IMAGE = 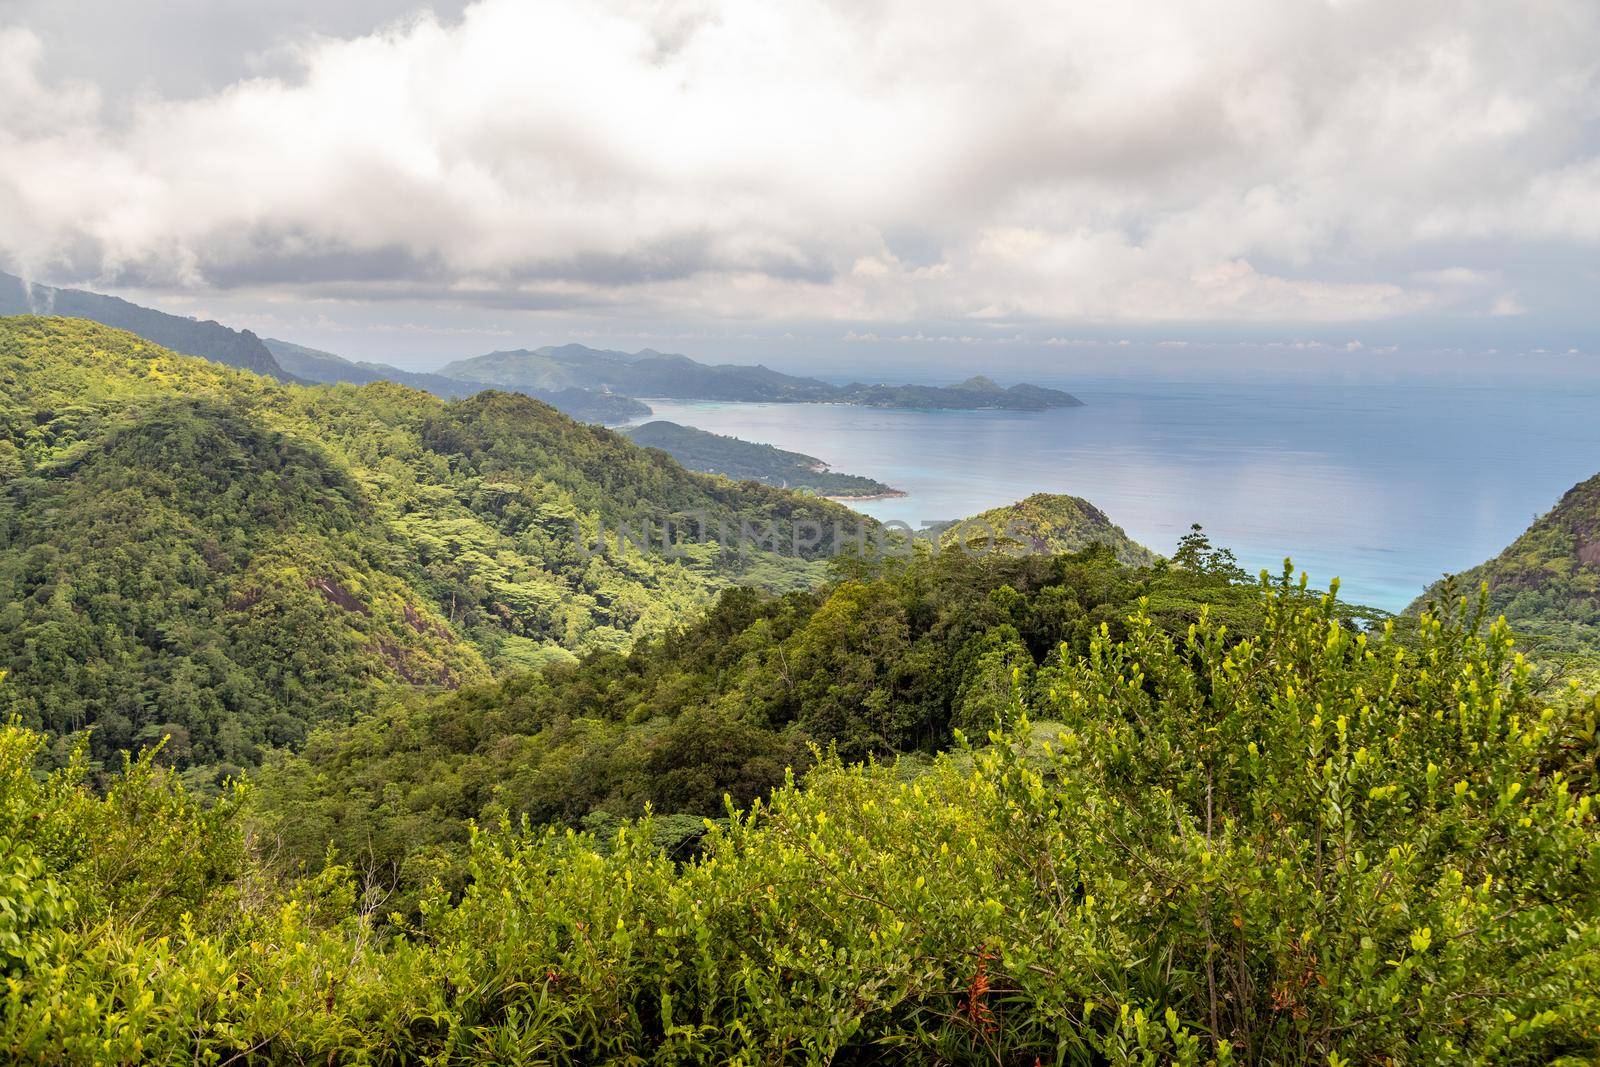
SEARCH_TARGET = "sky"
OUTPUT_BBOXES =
[2,0,1599,375]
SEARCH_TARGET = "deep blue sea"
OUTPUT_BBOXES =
[631,377,1600,614]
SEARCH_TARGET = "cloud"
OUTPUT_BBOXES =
[1490,293,1528,317]
[2,0,1599,328]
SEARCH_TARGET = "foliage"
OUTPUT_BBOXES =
[2,582,1595,1063]
[251,545,1352,909]
[1173,521,1252,581]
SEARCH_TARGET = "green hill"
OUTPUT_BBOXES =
[936,492,1161,566]
[621,420,903,498]
[0,316,861,777]
[1410,471,1600,656]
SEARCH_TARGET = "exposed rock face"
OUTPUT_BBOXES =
[1579,540,1600,569]
[307,577,370,615]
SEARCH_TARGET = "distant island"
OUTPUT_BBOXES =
[835,375,1084,411]
[440,344,1083,411]
[622,421,905,499]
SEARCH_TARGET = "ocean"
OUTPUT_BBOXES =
[630,376,1600,614]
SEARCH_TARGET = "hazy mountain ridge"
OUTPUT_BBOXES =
[0,274,1071,421]
[264,337,478,396]
[835,374,1086,410]
[442,343,1083,409]
[0,271,285,378]
[265,337,652,424]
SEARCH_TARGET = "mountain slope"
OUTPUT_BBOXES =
[0,397,488,771]
[0,316,862,773]
[0,271,285,378]
[621,420,903,498]
[1410,471,1600,654]
[264,337,476,396]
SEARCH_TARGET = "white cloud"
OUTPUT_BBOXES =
[2,0,1599,327]
[1411,268,1500,287]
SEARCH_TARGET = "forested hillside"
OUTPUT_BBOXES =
[5,576,1595,1063]
[1412,471,1600,658]
[252,534,1376,908]
[253,542,1284,898]
[0,316,860,779]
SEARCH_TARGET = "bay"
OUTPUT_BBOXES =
[630,377,1600,614]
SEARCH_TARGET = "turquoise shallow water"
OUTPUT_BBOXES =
[631,377,1600,614]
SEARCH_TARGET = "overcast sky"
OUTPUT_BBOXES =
[2,0,1599,373]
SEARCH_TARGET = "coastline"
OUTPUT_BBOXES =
[823,488,909,502]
